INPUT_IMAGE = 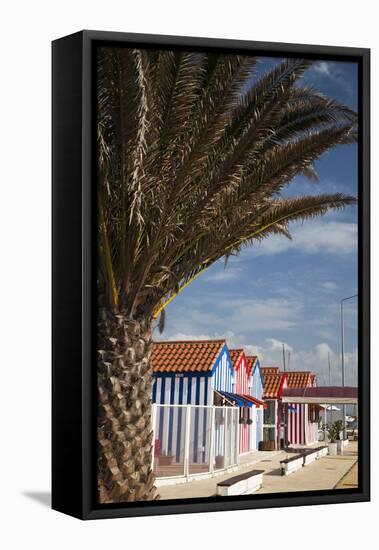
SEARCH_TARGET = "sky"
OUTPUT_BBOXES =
[155,58,359,388]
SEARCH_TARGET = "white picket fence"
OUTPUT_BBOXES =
[151,404,239,480]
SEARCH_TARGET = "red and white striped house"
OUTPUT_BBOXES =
[230,349,267,453]
[261,367,319,448]
[284,371,319,446]
[230,349,251,454]
[261,368,287,449]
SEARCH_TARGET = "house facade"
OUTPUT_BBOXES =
[151,340,268,479]
[229,349,252,454]
[247,355,265,449]
[151,340,238,476]
[284,371,319,446]
[262,367,319,448]
[261,368,287,449]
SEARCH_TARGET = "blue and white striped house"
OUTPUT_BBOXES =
[151,340,235,473]
[247,355,265,449]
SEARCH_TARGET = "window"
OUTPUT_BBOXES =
[239,406,250,424]
[264,400,276,425]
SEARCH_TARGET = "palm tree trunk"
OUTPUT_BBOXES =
[97,307,158,503]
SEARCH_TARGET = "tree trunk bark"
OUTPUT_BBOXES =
[97,307,158,503]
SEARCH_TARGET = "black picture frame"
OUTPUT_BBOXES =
[52,30,370,520]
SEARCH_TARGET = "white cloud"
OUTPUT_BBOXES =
[159,297,303,347]
[307,61,355,98]
[155,329,358,387]
[322,281,338,291]
[251,221,357,256]
[202,297,302,332]
[160,332,212,341]
[205,267,243,283]
[314,342,333,360]
[249,338,358,386]
[313,61,332,77]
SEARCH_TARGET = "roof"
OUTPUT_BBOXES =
[152,339,226,373]
[229,349,245,370]
[281,386,358,404]
[262,372,286,399]
[284,371,316,389]
[245,355,258,375]
[261,366,279,375]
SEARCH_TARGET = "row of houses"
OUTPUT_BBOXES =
[150,339,321,479]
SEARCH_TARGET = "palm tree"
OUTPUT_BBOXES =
[97,47,357,503]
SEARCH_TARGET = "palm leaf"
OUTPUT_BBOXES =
[97,49,358,318]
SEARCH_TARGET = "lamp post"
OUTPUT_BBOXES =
[340,293,358,440]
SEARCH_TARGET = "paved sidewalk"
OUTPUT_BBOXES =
[335,460,358,489]
[257,441,357,494]
[158,441,358,500]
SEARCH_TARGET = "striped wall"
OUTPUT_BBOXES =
[211,346,234,394]
[153,374,212,462]
[250,360,264,450]
[287,404,305,445]
[234,354,250,453]
[255,408,264,448]
[153,373,212,407]
[286,404,318,446]
[210,346,234,459]
[234,355,249,394]
[251,360,264,401]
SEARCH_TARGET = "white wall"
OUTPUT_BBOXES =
[1,1,377,549]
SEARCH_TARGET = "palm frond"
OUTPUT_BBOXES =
[96,49,358,317]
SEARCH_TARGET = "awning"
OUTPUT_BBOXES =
[240,394,267,409]
[281,386,358,405]
[216,390,267,407]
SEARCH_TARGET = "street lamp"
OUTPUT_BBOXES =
[340,293,358,440]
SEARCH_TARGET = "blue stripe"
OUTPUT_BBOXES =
[187,376,192,404]
[159,377,166,404]
[170,375,176,404]
[152,378,157,403]
[195,377,201,405]
[176,377,184,461]
[178,378,184,405]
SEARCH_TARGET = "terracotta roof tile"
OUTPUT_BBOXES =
[229,349,244,370]
[245,355,258,375]
[282,371,316,388]
[262,372,286,399]
[261,366,279,375]
[152,340,225,374]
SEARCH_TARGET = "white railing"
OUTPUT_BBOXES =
[151,404,239,480]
